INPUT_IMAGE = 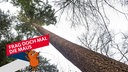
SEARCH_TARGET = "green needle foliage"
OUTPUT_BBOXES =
[11,0,57,39]
[16,56,58,72]
[0,10,23,67]
[11,0,57,25]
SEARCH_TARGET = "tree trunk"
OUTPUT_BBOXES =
[32,23,128,72]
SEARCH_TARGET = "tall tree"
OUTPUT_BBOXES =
[11,0,128,72]
[32,23,128,72]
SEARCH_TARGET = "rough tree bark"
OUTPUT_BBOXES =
[32,23,128,72]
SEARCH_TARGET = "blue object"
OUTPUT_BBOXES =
[9,52,29,61]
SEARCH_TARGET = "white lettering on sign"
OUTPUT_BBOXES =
[9,43,21,49]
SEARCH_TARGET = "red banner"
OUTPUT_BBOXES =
[6,34,49,56]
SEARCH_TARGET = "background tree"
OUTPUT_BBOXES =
[0,10,22,66]
[16,56,58,72]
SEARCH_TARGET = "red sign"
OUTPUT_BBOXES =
[6,34,49,56]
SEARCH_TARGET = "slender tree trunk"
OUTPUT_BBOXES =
[32,23,128,72]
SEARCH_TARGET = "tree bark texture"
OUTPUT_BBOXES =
[32,23,128,72]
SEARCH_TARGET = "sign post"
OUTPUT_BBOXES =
[6,34,49,60]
